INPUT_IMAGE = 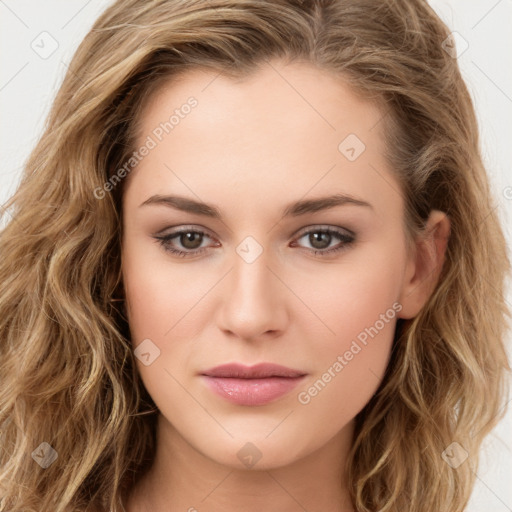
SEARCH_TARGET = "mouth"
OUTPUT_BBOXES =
[200,362,307,406]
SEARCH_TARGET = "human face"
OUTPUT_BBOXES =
[121,59,411,470]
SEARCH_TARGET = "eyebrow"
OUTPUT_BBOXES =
[139,193,373,219]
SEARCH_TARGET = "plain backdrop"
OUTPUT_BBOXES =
[1,1,511,510]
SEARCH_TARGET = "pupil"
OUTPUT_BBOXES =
[310,232,330,249]
[182,232,202,249]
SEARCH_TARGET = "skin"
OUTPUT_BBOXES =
[120,58,450,512]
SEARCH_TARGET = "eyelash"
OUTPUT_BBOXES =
[153,225,355,259]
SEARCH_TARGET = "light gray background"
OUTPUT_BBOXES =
[1,1,511,509]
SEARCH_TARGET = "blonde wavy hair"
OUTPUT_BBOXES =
[1,1,510,511]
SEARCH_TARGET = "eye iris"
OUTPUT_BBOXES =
[310,232,331,249]
[181,232,203,249]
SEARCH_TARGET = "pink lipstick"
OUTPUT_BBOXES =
[200,363,307,406]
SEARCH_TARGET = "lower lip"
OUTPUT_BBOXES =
[201,375,306,406]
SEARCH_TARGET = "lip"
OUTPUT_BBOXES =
[200,363,307,406]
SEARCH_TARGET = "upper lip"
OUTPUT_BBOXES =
[201,363,307,379]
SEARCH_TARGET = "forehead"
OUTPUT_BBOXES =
[126,59,402,220]
[138,61,386,143]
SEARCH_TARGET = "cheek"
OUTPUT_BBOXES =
[293,244,404,348]
[122,242,211,343]
[294,304,397,434]
[291,248,402,415]
[295,330,394,440]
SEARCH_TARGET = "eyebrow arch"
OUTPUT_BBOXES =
[139,193,373,219]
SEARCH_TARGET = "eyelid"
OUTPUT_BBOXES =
[154,224,215,237]
[293,223,355,238]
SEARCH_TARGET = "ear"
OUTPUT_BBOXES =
[398,210,451,320]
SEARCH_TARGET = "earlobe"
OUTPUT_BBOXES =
[398,210,451,320]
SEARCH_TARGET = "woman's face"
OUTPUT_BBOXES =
[121,59,419,470]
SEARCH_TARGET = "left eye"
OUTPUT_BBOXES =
[154,226,355,258]
[293,227,355,254]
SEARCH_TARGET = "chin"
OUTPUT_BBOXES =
[190,429,317,471]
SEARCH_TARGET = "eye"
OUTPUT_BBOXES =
[153,225,355,258]
[291,226,355,257]
[153,227,218,258]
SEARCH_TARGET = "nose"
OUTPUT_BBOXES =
[216,245,288,342]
